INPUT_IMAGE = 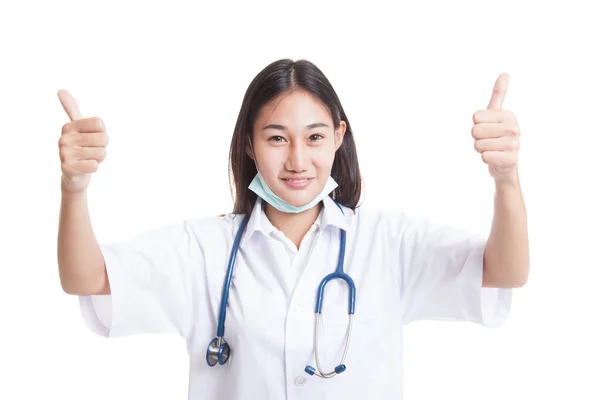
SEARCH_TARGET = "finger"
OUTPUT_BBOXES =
[63,159,100,176]
[61,147,106,165]
[61,117,106,136]
[57,89,83,121]
[472,110,506,124]
[74,146,107,162]
[474,137,519,153]
[481,150,518,165]
[74,131,109,147]
[487,73,510,110]
[75,117,106,133]
[471,122,505,139]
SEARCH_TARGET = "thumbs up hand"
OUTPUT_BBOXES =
[57,90,109,193]
[471,73,520,182]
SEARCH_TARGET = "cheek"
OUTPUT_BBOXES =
[312,146,335,163]
[257,151,282,171]
[261,167,280,183]
[313,154,335,173]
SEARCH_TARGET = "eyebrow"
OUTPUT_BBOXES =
[262,122,329,131]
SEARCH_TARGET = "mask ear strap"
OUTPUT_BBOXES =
[332,129,339,201]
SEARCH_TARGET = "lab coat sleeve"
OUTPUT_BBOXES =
[78,220,202,339]
[397,214,512,328]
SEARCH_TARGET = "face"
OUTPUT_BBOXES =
[247,90,346,207]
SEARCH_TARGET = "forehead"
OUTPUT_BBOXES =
[254,90,332,126]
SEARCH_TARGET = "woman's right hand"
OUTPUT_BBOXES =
[57,90,109,194]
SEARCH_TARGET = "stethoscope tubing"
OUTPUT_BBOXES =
[207,200,355,380]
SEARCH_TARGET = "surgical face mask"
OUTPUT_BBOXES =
[249,171,338,214]
[247,138,338,214]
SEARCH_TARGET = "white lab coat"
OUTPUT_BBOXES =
[79,195,512,399]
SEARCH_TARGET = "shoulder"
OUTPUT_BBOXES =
[352,204,457,239]
[184,212,246,244]
[352,204,414,229]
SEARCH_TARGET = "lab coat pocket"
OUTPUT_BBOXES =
[319,303,378,365]
[319,313,382,370]
[317,280,390,368]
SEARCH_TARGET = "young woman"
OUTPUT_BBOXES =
[57,58,528,399]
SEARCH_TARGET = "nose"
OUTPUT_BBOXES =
[285,142,308,172]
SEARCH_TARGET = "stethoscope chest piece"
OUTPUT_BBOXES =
[206,336,231,367]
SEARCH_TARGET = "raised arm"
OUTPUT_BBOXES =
[58,190,109,295]
[56,89,110,295]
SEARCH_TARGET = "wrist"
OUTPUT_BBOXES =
[494,169,520,190]
[61,178,88,198]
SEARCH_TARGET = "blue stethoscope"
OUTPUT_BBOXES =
[206,200,356,378]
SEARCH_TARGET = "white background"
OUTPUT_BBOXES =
[1,0,599,399]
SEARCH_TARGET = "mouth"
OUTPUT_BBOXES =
[282,177,314,189]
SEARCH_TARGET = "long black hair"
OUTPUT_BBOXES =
[228,58,362,215]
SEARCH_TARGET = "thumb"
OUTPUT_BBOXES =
[487,73,510,110]
[57,89,83,121]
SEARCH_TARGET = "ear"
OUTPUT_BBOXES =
[334,121,347,151]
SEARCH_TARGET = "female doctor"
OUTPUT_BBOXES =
[56,58,529,400]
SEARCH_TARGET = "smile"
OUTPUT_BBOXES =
[283,178,313,188]
[284,178,311,183]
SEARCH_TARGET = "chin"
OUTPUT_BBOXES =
[281,196,310,208]
[279,189,317,207]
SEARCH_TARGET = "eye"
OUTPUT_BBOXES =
[309,134,324,142]
[268,135,285,143]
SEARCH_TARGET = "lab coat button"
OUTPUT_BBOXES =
[295,375,308,387]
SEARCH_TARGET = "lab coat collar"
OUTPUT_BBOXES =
[320,194,354,232]
[239,195,354,248]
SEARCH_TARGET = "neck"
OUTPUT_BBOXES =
[264,201,323,249]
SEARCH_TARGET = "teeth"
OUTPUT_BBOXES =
[288,179,308,183]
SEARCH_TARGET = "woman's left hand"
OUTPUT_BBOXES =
[471,73,520,182]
